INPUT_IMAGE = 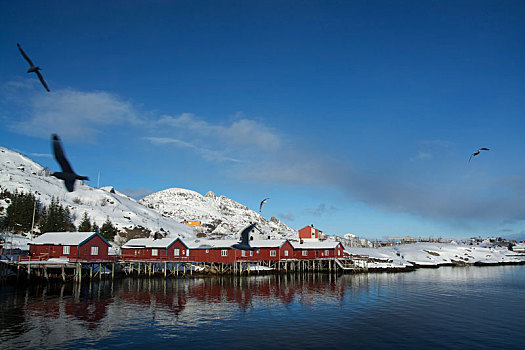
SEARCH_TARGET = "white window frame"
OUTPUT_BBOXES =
[91,246,99,256]
[206,249,209,254]
[249,251,253,257]
[270,250,276,257]
[221,249,228,257]
[174,248,180,256]
[302,250,308,256]
[63,245,70,255]
[325,250,330,256]
[152,249,158,256]
[284,250,289,257]
[241,250,246,257]
[337,250,341,256]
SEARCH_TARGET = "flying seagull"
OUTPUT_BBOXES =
[469,148,490,163]
[231,223,259,251]
[259,198,269,212]
[51,134,89,192]
[17,43,50,92]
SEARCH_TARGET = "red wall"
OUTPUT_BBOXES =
[29,234,110,261]
[293,244,344,260]
[190,248,235,263]
[121,240,189,261]
[299,226,319,240]
[235,241,295,261]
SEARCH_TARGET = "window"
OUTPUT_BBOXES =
[302,250,308,256]
[206,249,209,254]
[174,248,180,256]
[63,246,70,255]
[270,250,276,257]
[325,250,330,256]
[152,249,158,256]
[250,251,253,257]
[337,250,341,256]
[311,227,315,237]
[91,246,99,256]
[284,250,289,257]
[221,249,228,257]
[241,250,246,257]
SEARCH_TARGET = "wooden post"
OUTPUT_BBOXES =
[61,265,66,282]
[99,263,102,280]
[112,263,115,280]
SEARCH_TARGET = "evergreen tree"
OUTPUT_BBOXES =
[38,197,75,233]
[3,191,40,233]
[100,216,117,241]
[78,212,92,232]
[92,221,100,232]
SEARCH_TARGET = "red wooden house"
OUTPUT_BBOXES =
[235,240,295,261]
[186,239,296,263]
[121,237,189,261]
[187,240,238,263]
[298,225,323,240]
[290,241,344,260]
[29,232,112,261]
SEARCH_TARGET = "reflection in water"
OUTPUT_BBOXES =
[1,266,524,349]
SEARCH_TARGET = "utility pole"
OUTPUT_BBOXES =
[30,199,37,240]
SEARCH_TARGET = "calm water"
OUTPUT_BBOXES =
[1,266,524,349]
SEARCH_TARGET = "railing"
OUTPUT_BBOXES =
[119,256,191,262]
[18,253,49,262]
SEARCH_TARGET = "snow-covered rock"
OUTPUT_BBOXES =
[0,146,195,242]
[139,187,297,239]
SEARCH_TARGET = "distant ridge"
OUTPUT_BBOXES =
[139,188,297,239]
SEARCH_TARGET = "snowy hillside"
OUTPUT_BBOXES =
[345,242,524,268]
[139,188,298,239]
[0,147,195,242]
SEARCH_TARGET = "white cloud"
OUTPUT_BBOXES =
[143,136,241,163]
[157,114,281,151]
[411,151,433,161]
[3,82,142,140]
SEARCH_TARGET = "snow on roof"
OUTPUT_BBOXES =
[30,232,105,246]
[186,239,237,249]
[187,239,287,249]
[122,237,185,249]
[290,241,341,249]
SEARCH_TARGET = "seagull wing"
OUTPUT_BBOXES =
[259,197,269,212]
[480,148,490,151]
[64,177,76,192]
[17,43,35,66]
[52,134,74,173]
[35,71,50,92]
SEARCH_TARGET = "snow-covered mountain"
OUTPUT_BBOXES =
[0,146,195,243]
[0,146,298,243]
[139,188,298,239]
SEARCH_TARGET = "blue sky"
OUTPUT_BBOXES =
[1,1,524,239]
